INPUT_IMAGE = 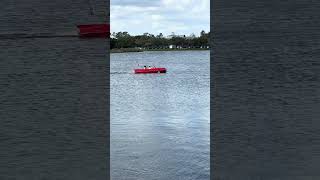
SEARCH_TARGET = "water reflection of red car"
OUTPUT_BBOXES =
[134,67,167,74]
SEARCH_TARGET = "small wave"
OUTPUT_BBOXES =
[110,72,132,75]
[0,33,78,40]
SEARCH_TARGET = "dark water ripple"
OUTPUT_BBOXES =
[0,0,109,177]
[212,0,320,179]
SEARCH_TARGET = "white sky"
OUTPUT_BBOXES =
[111,0,210,36]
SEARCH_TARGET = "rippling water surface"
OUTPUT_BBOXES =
[1,1,109,179]
[111,50,210,180]
[0,37,108,180]
[212,0,320,179]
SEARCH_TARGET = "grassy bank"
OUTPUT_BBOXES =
[111,48,209,53]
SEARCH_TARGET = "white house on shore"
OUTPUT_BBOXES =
[169,45,176,49]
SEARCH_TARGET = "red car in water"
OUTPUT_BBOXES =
[77,24,110,38]
[134,67,167,74]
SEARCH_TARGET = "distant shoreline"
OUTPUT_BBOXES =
[110,48,209,53]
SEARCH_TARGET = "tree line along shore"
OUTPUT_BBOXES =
[111,30,210,53]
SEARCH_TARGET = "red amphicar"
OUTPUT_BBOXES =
[134,67,167,74]
[77,24,110,38]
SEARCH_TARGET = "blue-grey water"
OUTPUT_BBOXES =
[212,0,320,179]
[111,50,210,180]
[0,37,109,180]
[0,0,109,179]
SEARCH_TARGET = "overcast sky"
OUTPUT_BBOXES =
[111,0,210,36]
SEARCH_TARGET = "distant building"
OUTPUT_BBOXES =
[169,45,176,49]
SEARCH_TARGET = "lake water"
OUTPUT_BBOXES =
[213,0,320,179]
[0,0,109,177]
[111,50,210,180]
[0,37,109,179]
